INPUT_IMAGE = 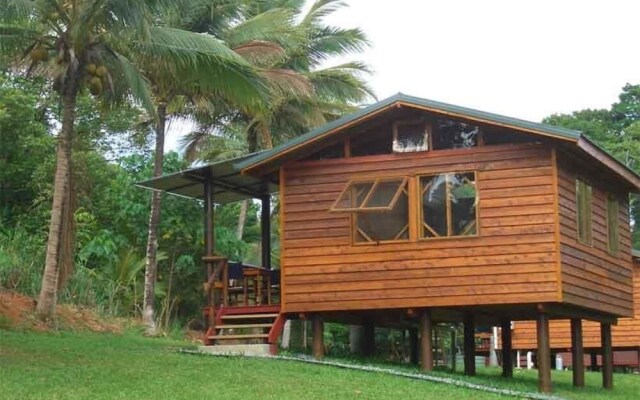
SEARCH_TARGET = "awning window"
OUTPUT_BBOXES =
[330,177,408,212]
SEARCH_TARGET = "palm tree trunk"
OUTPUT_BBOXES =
[36,75,79,320]
[236,200,249,240]
[143,102,167,334]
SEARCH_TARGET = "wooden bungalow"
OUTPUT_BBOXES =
[508,252,640,372]
[137,93,640,393]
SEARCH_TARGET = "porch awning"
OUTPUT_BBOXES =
[135,153,277,204]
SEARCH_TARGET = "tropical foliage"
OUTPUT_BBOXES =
[0,0,372,330]
[544,84,640,247]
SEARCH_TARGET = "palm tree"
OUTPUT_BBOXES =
[185,0,374,158]
[132,4,269,334]
[182,0,374,239]
[0,0,263,321]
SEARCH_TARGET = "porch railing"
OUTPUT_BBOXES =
[202,256,280,329]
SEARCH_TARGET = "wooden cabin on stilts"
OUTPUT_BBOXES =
[508,253,640,379]
[137,93,640,393]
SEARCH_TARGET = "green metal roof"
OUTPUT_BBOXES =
[135,152,274,203]
[237,92,582,172]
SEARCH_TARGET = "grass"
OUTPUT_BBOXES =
[0,330,638,400]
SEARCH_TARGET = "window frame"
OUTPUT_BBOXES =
[575,179,593,246]
[329,177,409,213]
[606,193,620,255]
[350,178,410,245]
[392,119,431,153]
[418,171,479,240]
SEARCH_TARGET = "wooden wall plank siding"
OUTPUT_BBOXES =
[512,260,640,350]
[556,155,634,317]
[280,143,561,313]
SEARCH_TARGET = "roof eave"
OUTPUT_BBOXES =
[576,136,640,192]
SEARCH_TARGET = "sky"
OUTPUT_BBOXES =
[166,0,640,151]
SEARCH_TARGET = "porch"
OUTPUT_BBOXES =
[136,154,283,353]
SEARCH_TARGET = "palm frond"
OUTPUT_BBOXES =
[134,27,268,105]
[307,26,369,65]
[109,48,157,119]
[308,63,375,102]
[259,68,313,98]
[233,40,285,66]
[224,8,294,49]
[301,0,346,25]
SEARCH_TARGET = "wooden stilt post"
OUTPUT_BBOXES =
[450,328,457,372]
[570,318,585,387]
[312,314,324,360]
[203,175,215,331]
[501,318,513,378]
[536,311,552,393]
[363,321,375,357]
[601,322,613,389]
[590,351,599,371]
[409,328,418,365]
[463,313,476,376]
[420,309,433,371]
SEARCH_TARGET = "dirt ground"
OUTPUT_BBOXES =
[0,288,123,332]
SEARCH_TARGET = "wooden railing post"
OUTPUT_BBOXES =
[222,259,229,307]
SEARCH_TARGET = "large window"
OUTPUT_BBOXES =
[331,178,409,243]
[576,179,593,245]
[420,172,478,238]
[606,195,620,254]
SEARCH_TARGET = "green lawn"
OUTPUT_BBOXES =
[0,330,638,400]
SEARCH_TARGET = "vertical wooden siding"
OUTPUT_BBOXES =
[512,260,640,350]
[557,156,634,317]
[280,143,560,313]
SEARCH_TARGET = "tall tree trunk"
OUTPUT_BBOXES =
[236,200,249,240]
[143,102,167,334]
[36,74,79,320]
[57,171,77,291]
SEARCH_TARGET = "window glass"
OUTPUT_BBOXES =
[331,178,406,212]
[351,125,392,156]
[450,173,478,236]
[606,195,619,254]
[420,172,477,238]
[364,180,405,208]
[330,178,409,243]
[432,119,479,150]
[393,122,428,152]
[421,174,448,237]
[355,189,409,242]
[333,182,373,210]
[576,180,593,245]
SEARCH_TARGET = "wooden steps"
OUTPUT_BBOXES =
[221,313,279,320]
[217,323,273,329]
[205,306,285,351]
[208,333,269,340]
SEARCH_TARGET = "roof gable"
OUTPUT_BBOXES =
[237,93,582,173]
